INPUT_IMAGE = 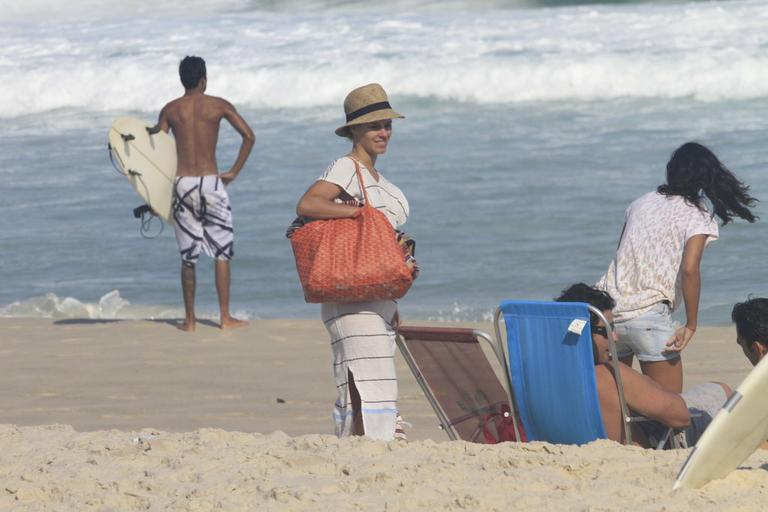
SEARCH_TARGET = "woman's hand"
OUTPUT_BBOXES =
[665,325,696,353]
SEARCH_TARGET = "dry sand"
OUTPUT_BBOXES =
[0,318,766,511]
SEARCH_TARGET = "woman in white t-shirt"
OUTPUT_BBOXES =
[598,142,756,392]
[295,84,412,441]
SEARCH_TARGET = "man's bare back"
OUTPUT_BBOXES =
[158,91,254,183]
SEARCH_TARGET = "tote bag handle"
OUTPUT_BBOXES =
[349,157,373,210]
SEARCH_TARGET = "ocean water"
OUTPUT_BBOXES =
[1,0,767,324]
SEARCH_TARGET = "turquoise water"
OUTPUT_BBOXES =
[1,0,767,323]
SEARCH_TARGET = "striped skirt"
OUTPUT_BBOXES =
[322,300,398,441]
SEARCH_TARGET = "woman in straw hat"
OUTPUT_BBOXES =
[294,83,411,441]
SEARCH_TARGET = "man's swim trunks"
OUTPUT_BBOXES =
[172,176,234,264]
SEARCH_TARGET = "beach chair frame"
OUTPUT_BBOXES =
[493,302,635,445]
[396,326,521,442]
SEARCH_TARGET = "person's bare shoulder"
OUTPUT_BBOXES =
[169,96,188,107]
[161,97,186,115]
[196,96,236,122]
[157,97,185,132]
[202,95,234,111]
[206,94,231,104]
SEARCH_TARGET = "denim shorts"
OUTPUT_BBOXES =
[614,303,679,362]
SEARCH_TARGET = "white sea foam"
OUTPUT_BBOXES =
[1,290,159,319]
[426,302,496,323]
[0,292,489,322]
[0,0,654,21]
[0,291,255,321]
[1,1,767,118]
[0,0,248,21]
[0,290,126,319]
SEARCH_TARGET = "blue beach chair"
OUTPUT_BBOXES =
[493,300,635,445]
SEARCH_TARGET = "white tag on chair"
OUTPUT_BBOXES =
[567,319,587,335]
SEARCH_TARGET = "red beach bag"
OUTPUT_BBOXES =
[481,403,527,443]
[290,161,414,303]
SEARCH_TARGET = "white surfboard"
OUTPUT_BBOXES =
[673,355,768,489]
[108,117,177,223]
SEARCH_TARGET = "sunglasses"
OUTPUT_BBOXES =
[591,323,615,338]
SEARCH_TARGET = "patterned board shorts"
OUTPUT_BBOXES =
[172,176,234,264]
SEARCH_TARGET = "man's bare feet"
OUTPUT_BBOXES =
[176,319,196,332]
[219,316,249,329]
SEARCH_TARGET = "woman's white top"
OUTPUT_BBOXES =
[318,156,409,230]
[597,191,719,322]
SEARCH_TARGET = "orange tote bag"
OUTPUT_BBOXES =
[291,161,414,303]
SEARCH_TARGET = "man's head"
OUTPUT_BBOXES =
[731,298,768,366]
[555,283,617,364]
[179,56,207,90]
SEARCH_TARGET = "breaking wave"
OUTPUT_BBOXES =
[1,0,767,118]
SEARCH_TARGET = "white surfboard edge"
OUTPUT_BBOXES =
[673,355,768,490]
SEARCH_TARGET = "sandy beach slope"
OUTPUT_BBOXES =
[0,318,765,510]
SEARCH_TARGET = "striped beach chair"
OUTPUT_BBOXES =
[396,325,525,443]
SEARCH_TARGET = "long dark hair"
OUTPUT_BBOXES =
[657,142,757,225]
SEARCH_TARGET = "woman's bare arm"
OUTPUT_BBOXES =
[296,180,360,219]
[666,234,708,352]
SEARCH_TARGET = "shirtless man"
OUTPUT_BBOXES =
[156,56,255,331]
[556,283,730,448]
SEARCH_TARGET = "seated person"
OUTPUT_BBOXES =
[556,283,731,448]
[732,297,768,451]
[732,297,768,366]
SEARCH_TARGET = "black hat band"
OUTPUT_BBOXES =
[345,101,392,123]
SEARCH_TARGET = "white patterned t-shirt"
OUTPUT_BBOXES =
[318,156,409,230]
[597,191,719,322]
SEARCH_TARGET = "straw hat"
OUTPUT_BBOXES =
[335,83,404,137]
